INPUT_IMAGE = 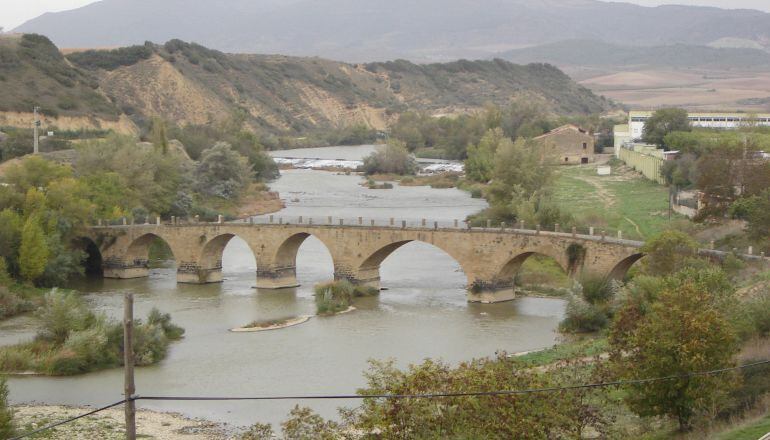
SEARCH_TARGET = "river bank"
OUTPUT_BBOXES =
[11,405,233,439]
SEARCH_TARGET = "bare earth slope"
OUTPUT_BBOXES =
[67,40,610,133]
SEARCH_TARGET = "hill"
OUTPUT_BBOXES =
[0,34,137,132]
[0,36,610,134]
[13,0,770,62]
[499,40,770,70]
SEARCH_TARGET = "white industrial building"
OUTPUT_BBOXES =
[614,110,770,157]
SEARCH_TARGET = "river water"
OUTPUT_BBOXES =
[6,146,566,428]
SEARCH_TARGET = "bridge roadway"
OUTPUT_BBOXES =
[83,216,755,303]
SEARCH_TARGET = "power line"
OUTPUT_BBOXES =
[11,360,770,439]
[136,359,770,401]
[11,399,127,440]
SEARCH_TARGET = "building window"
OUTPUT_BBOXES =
[582,142,587,150]
[564,157,569,162]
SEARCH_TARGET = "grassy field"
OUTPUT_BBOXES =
[718,415,770,440]
[552,163,680,241]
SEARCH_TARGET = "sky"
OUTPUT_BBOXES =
[1,0,769,31]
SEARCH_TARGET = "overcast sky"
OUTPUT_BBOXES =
[2,0,769,32]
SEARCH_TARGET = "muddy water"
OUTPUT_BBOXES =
[6,146,566,428]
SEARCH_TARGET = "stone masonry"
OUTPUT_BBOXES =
[85,223,645,303]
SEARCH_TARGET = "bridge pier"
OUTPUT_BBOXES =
[255,266,300,289]
[467,280,516,304]
[103,257,150,279]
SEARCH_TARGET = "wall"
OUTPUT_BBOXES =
[618,146,665,184]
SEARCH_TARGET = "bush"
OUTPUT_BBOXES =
[362,141,417,175]
[0,376,14,439]
[314,280,377,315]
[560,284,609,333]
[0,290,184,376]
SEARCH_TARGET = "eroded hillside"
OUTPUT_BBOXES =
[1,36,611,134]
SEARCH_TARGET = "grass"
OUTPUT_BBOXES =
[552,164,679,241]
[314,280,379,316]
[718,414,770,440]
[512,335,607,367]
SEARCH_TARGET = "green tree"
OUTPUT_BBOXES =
[642,108,691,147]
[149,116,169,154]
[18,214,49,283]
[609,268,739,431]
[0,376,14,439]
[464,128,502,183]
[745,189,770,242]
[195,142,253,200]
[0,210,23,278]
[3,155,71,193]
[362,140,417,175]
[639,230,699,276]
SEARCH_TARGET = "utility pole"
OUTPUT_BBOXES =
[123,292,137,440]
[33,106,41,154]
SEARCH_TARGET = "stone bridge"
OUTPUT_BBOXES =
[82,218,651,303]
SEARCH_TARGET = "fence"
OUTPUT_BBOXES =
[618,146,665,184]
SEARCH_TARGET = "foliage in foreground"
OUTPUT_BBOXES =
[609,267,740,432]
[242,355,610,439]
[314,280,379,316]
[0,376,13,439]
[0,290,184,376]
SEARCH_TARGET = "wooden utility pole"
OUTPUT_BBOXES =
[123,292,136,440]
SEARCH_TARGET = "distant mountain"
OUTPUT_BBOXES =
[0,35,609,134]
[499,40,770,70]
[13,0,770,62]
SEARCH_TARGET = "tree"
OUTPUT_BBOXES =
[0,375,14,439]
[149,117,169,154]
[362,140,417,175]
[745,189,770,242]
[18,214,49,283]
[642,108,691,147]
[638,230,699,276]
[464,128,502,183]
[0,210,23,278]
[609,268,739,431]
[195,142,253,200]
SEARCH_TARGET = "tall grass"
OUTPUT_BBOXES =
[314,280,378,316]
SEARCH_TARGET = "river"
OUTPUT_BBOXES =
[5,145,566,428]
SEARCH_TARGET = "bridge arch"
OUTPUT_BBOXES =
[496,250,569,281]
[607,253,645,281]
[352,239,470,290]
[256,231,336,289]
[197,233,258,284]
[125,233,176,268]
[74,237,103,276]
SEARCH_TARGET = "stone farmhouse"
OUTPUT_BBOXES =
[533,124,595,165]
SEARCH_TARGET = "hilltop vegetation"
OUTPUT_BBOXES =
[0,34,120,120]
[0,34,609,139]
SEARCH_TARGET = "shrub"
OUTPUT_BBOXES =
[362,141,417,175]
[0,376,14,439]
[639,230,699,276]
[36,289,94,345]
[560,285,608,333]
[314,280,377,315]
[0,291,184,376]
